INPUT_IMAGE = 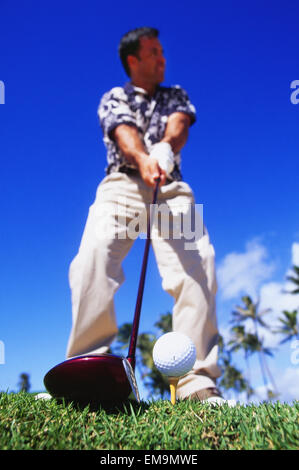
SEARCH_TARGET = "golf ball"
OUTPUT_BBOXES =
[152,332,196,377]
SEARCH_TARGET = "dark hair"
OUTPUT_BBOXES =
[118,27,159,76]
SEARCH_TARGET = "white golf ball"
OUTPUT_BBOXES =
[152,332,196,377]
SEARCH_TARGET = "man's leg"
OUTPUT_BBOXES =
[66,172,149,358]
[151,181,221,399]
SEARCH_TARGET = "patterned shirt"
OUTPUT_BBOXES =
[98,82,196,181]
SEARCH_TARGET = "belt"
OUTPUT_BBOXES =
[118,166,140,176]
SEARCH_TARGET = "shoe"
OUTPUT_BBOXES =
[35,392,52,401]
[188,387,237,407]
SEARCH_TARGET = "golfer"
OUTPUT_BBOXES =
[66,27,223,402]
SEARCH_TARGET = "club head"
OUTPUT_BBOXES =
[122,357,140,402]
[43,353,138,407]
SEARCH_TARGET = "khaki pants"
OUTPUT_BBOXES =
[66,172,221,399]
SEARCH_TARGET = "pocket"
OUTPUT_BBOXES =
[96,172,126,199]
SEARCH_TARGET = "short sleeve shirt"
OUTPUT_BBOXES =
[98,82,196,181]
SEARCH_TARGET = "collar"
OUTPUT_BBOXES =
[124,82,162,99]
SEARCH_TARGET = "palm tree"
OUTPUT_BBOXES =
[229,296,278,400]
[286,265,299,294]
[219,358,253,400]
[228,325,253,380]
[154,312,172,334]
[276,310,299,344]
[243,330,277,400]
[18,373,30,392]
[218,335,253,400]
[275,265,299,344]
[231,295,271,329]
[112,322,132,355]
[228,325,262,398]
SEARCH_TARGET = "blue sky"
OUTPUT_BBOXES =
[1,0,298,402]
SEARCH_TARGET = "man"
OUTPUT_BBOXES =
[66,27,224,402]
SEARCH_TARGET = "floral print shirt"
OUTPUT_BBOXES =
[98,82,196,181]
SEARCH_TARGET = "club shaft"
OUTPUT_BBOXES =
[127,178,160,366]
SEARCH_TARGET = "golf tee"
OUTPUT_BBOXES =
[168,377,179,405]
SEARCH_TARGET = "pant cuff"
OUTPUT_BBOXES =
[176,374,217,399]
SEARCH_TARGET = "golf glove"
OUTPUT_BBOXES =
[150,142,174,176]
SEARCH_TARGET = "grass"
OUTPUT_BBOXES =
[0,392,298,450]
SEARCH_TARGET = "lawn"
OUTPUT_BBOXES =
[0,392,298,450]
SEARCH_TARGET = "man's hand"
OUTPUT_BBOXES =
[112,112,191,188]
[138,155,167,187]
[112,124,167,187]
[149,142,174,176]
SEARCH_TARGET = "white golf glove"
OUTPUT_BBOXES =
[150,142,174,176]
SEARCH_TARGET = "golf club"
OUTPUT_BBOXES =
[43,177,160,407]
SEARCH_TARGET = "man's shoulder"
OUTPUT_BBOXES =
[101,86,127,102]
[159,84,188,95]
[160,84,183,90]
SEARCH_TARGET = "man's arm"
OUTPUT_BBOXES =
[112,111,191,187]
[161,112,191,154]
[112,125,167,187]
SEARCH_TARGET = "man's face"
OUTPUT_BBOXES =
[131,36,166,85]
